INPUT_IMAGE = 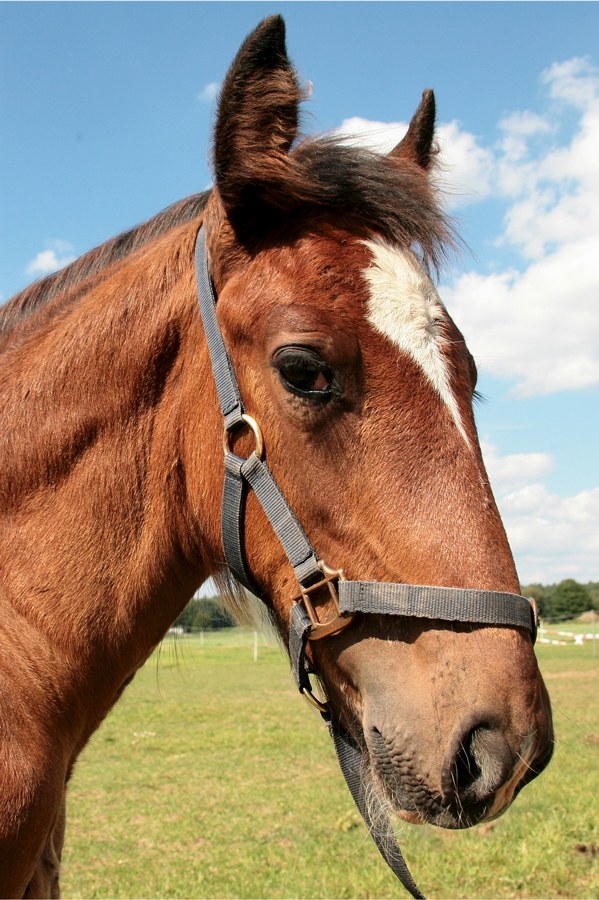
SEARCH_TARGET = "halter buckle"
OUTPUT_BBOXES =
[293,561,356,640]
[528,596,539,644]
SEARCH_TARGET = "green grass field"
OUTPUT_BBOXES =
[61,627,599,899]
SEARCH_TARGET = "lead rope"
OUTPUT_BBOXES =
[329,722,426,900]
[289,602,425,898]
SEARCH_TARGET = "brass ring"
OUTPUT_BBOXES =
[223,414,264,460]
[301,685,329,714]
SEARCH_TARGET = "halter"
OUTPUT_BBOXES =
[194,225,537,899]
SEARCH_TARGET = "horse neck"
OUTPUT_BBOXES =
[0,219,217,707]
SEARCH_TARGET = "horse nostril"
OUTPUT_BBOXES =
[453,732,482,794]
[442,718,514,806]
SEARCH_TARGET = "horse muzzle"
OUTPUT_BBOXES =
[363,689,553,830]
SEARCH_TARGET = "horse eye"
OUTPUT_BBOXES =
[273,349,333,398]
[281,363,330,392]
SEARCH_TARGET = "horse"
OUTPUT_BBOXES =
[0,16,553,898]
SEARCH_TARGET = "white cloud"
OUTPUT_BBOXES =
[198,82,220,104]
[333,116,407,155]
[481,439,553,494]
[336,59,599,398]
[542,57,598,108]
[446,57,599,396]
[435,121,494,205]
[500,485,599,584]
[27,240,75,277]
[481,441,598,583]
[444,234,599,395]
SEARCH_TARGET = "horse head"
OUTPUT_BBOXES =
[199,16,553,836]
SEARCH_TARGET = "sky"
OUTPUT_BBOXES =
[1,2,597,585]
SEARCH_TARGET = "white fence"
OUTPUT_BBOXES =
[538,623,597,648]
[538,629,597,646]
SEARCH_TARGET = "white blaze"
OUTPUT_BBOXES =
[362,239,469,445]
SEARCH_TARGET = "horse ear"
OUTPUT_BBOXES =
[389,90,436,171]
[213,16,301,222]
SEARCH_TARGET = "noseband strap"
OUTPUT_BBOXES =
[194,225,537,900]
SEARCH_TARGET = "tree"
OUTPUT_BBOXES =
[585,582,599,610]
[173,595,235,631]
[551,579,592,620]
[194,597,235,629]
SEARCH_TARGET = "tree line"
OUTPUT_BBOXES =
[172,595,236,631]
[520,579,598,621]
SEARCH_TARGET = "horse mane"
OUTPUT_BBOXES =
[1,134,454,345]
[0,192,211,340]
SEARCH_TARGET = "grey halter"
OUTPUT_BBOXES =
[194,225,537,899]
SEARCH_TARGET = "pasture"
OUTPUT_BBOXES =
[61,628,598,899]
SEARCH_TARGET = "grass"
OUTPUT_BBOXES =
[61,629,599,899]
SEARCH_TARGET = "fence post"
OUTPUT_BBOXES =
[592,609,596,659]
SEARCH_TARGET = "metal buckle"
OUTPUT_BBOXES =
[528,596,539,644]
[293,561,356,640]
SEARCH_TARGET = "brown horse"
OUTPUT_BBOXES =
[0,16,552,898]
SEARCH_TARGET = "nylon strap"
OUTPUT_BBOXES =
[327,720,425,899]
[339,582,535,634]
[240,452,321,587]
[194,223,245,430]
[289,604,426,897]
[195,226,322,592]
[222,453,253,591]
[289,602,314,693]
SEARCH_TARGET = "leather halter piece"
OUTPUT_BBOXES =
[194,225,538,900]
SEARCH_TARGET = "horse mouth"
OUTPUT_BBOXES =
[365,725,548,830]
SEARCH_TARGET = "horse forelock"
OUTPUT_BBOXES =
[2,133,454,349]
[288,138,456,274]
[206,140,457,286]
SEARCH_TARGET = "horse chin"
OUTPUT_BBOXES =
[396,809,426,825]
[375,785,494,830]
[368,747,540,831]
[393,807,490,828]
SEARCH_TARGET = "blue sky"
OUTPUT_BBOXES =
[1,2,597,584]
